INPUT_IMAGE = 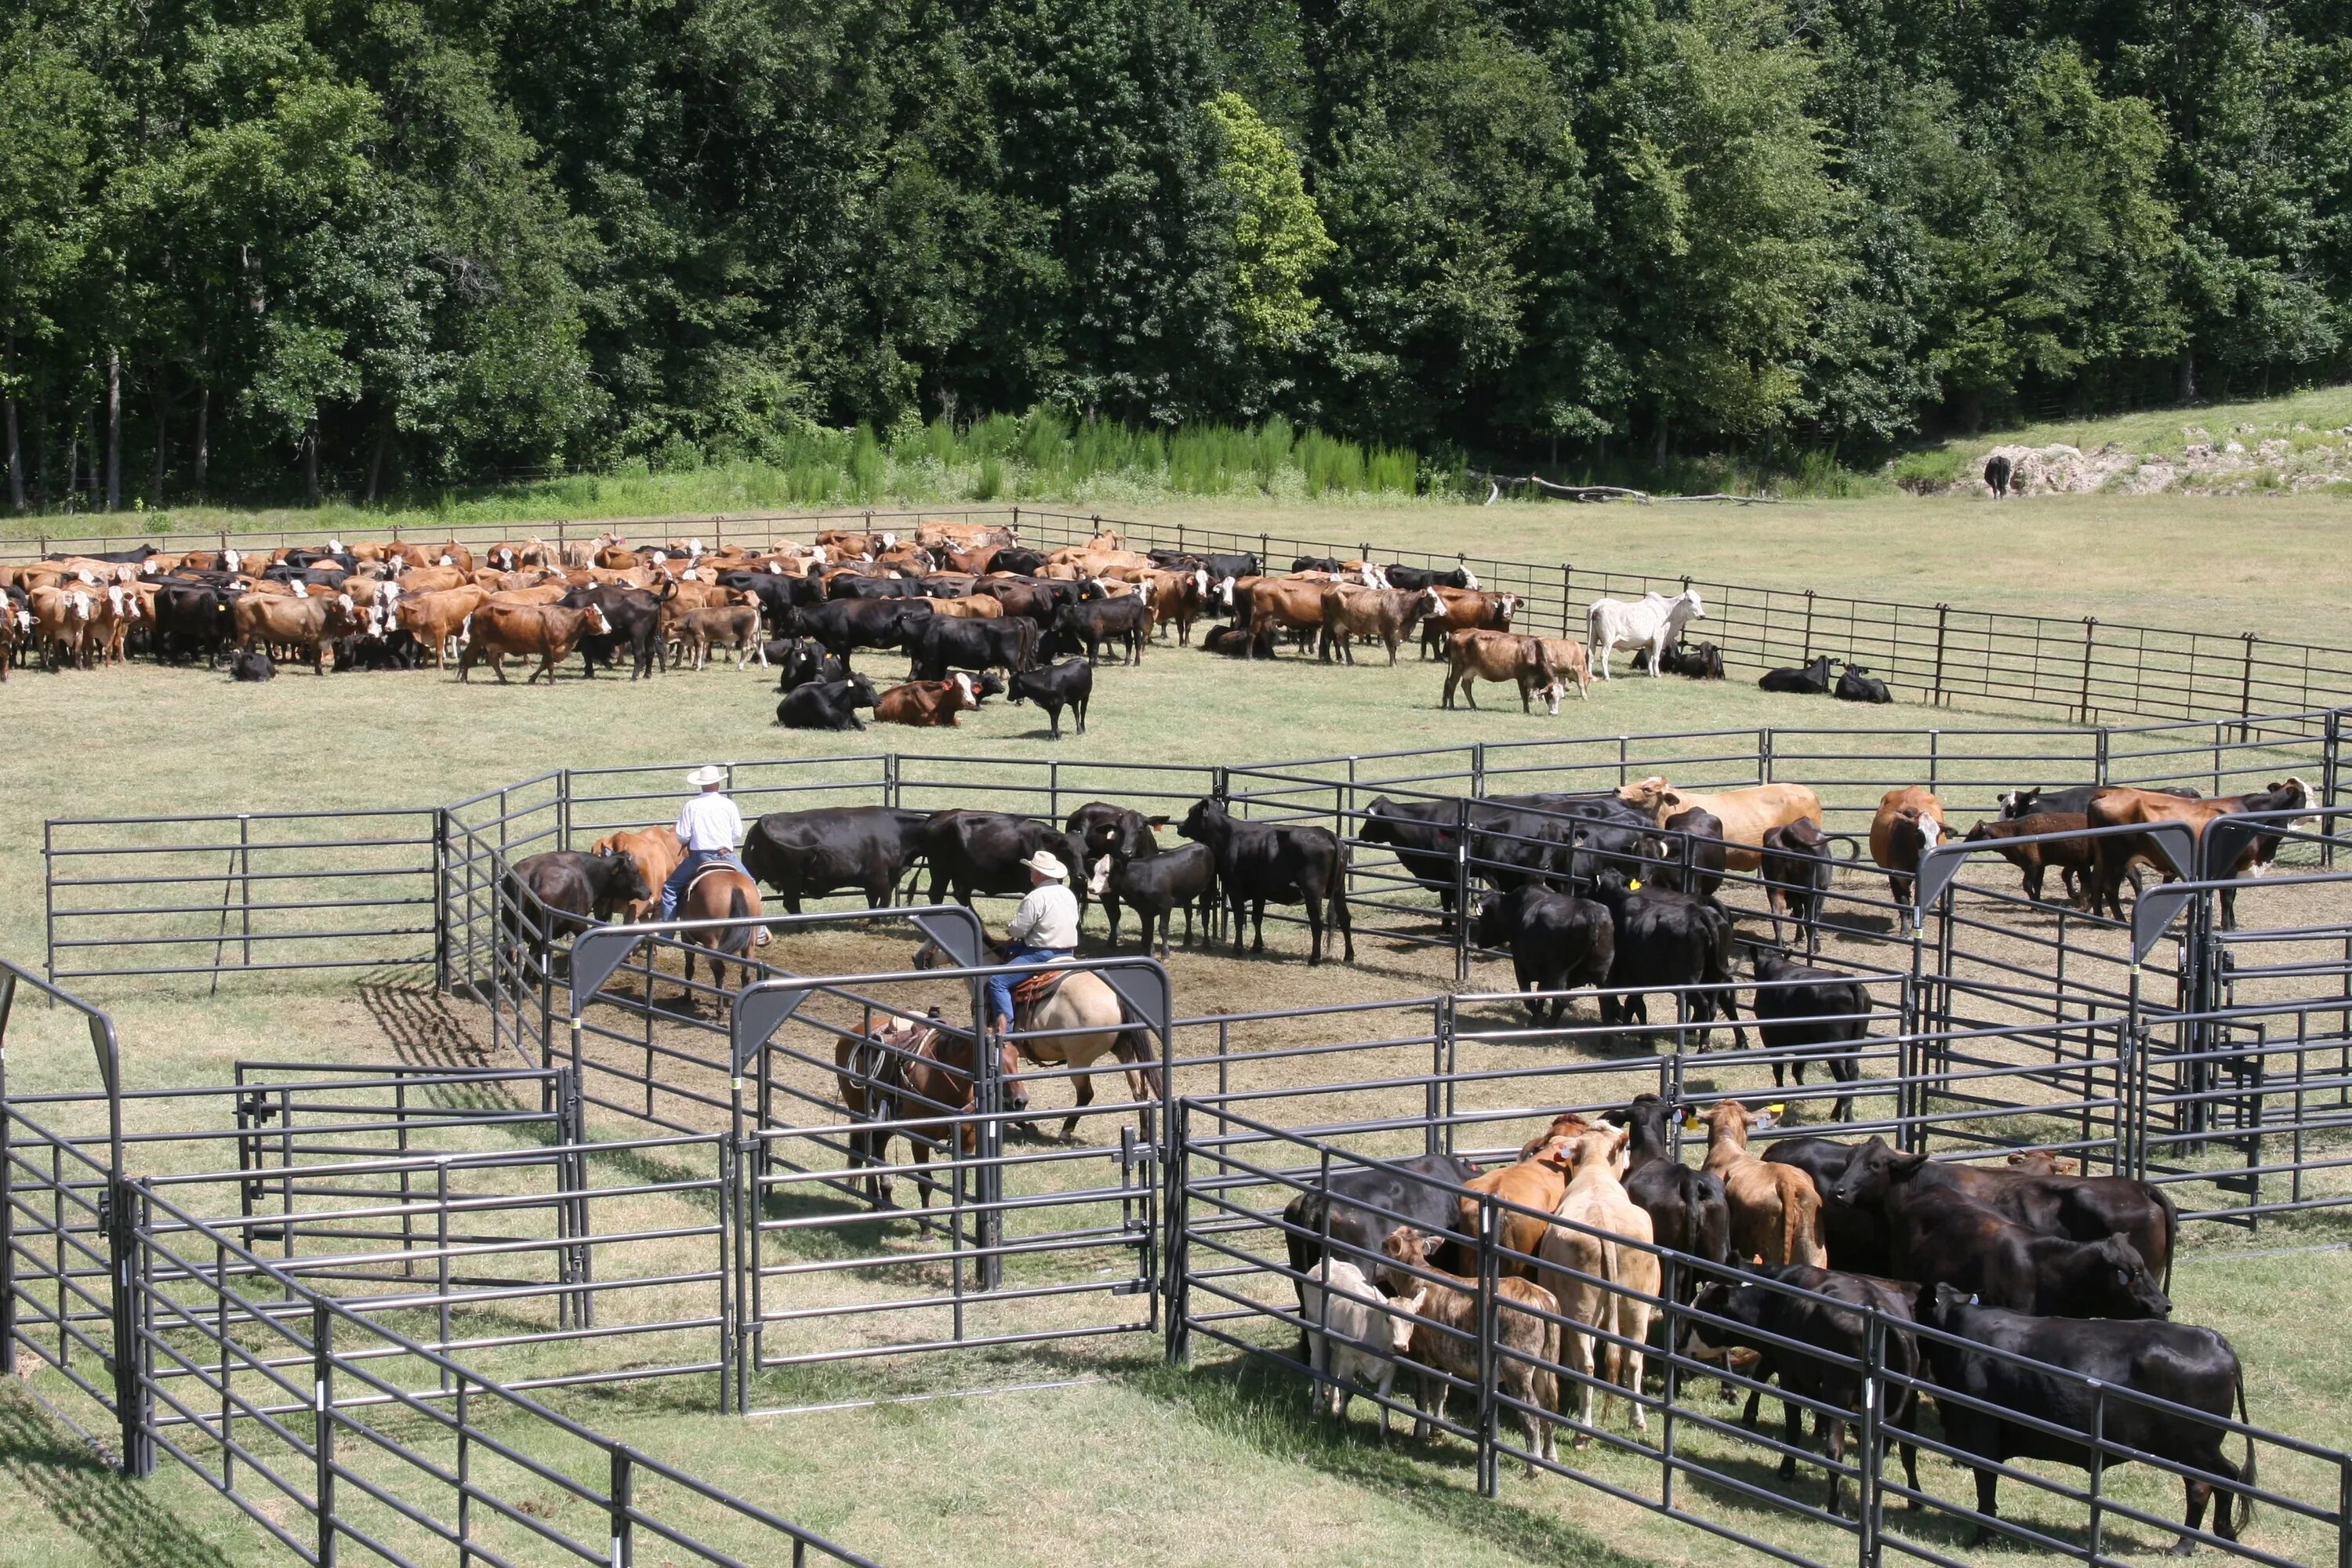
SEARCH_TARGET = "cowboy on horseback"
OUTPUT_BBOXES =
[659,765,750,920]
[986,850,1079,1038]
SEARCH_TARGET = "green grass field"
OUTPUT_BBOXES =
[3,477,2350,1568]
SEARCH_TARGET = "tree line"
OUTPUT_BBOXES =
[6,0,2349,510]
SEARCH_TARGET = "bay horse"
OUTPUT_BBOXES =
[909,939,1163,1142]
[673,860,771,1010]
[832,1012,1028,1222]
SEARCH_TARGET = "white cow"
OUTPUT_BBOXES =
[1585,588,1705,681]
[1299,1258,1421,1432]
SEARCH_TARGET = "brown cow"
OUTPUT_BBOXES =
[589,826,684,923]
[458,601,611,684]
[1962,812,2096,907]
[0,594,27,680]
[27,585,96,670]
[1457,1126,1592,1269]
[1441,630,1559,713]
[2085,779,2312,927]
[232,590,366,674]
[1142,567,1207,644]
[1532,637,1593,702]
[393,586,490,670]
[1416,586,1522,659]
[1868,786,1947,905]
[874,673,983,727]
[665,603,764,670]
[1616,778,1824,872]
[1695,1101,1827,1266]
[1246,578,1326,654]
[927,593,1004,620]
[1317,584,1427,666]
[915,520,1016,553]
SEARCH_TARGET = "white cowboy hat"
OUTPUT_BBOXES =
[1022,851,1069,880]
[685,765,727,788]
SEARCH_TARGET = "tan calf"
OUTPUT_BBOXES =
[1442,630,1559,713]
[1616,779,1824,872]
[1695,1101,1827,1266]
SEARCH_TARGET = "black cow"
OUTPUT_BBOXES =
[719,568,821,633]
[1760,818,1833,946]
[154,582,238,666]
[792,597,931,659]
[1997,782,2196,819]
[1202,622,1275,658]
[1750,948,1873,1122]
[1178,798,1354,965]
[741,807,933,913]
[1381,563,1475,592]
[991,547,1047,575]
[502,848,650,967]
[828,573,924,600]
[1053,597,1149,664]
[911,615,1039,681]
[1358,797,1462,927]
[1586,872,1744,1048]
[1984,452,2014,498]
[1613,1094,1731,1290]
[1759,654,1838,694]
[563,585,662,679]
[1827,1139,2178,1290]
[1668,641,1726,678]
[1470,884,1614,1024]
[1918,1286,2253,1552]
[775,673,878,730]
[1064,802,1160,935]
[1281,1152,1479,1332]
[1102,843,1218,958]
[772,639,849,692]
[1685,1265,1923,1519]
[1833,665,1892,704]
[1656,807,1726,898]
[916,810,1087,909]
[230,649,277,682]
[1857,1174,2172,1318]
[1763,1138,1891,1275]
[1007,657,1092,738]
[55,543,155,565]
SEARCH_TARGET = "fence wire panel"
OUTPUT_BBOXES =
[1173,1109,2352,1568]
[44,808,443,985]
[126,1182,875,1567]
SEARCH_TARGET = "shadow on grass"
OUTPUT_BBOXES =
[0,1386,237,1568]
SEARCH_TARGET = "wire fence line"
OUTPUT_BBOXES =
[12,503,2349,724]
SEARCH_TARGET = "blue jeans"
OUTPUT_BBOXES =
[660,848,745,918]
[985,945,1072,1026]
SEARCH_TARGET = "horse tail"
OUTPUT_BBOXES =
[724,883,754,956]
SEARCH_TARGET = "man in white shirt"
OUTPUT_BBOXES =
[659,765,747,920]
[986,851,1080,1036]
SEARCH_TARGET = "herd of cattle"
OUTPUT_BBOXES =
[1288,1100,2252,1552]
[2,521,1898,724]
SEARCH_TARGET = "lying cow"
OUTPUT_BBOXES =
[776,673,879,729]
[1833,664,1891,703]
[873,673,982,727]
[1759,653,1837,694]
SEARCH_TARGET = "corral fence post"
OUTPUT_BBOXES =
[609,1448,636,1568]
[312,1298,337,1568]
[106,1178,154,1477]
[432,810,452,993]
[2238,633,2258,740]
[1561,564,1573,636]
[1859,1308,1884,1568]
[1932,603,1950,708]
[2078,618,2099,725]
[2325,708,2344,869]
[1475,1197,1501,1498]
[1162,1098,1190,1367]
[1802,589,1817,660]
[1453,797,1473,984]
[2096,726,2111,786]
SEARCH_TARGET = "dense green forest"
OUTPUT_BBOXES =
[5,0,2351,510]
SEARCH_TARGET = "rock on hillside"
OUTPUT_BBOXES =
[1922,426,2352,496]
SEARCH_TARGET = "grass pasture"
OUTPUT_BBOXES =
[4,493,2352,1568]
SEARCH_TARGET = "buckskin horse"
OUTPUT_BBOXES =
[909,940,1163,1142]
[833,1011,1029,1224]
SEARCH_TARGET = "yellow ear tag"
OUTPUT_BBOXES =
[1628,879,1642,891]
[1682,1116,1703,1131]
